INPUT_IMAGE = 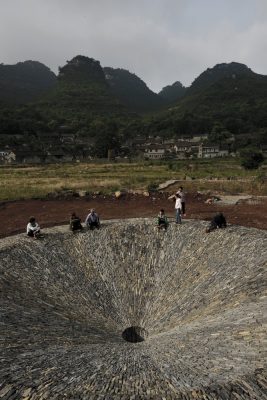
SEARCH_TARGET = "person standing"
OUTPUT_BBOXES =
[177,186,186,216]
[174,194,182,224]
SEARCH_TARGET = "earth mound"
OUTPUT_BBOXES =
[0,219,266,399]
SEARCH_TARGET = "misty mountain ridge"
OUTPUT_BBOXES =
[158,81,186,103]
[58,55,107,85]
[39,56,125,117]
[104,67,164,111]
[188,62,256,94]
[0,56,266,157]
[0,60,56,104]
[0,56,266,114]
[170,62,267,116]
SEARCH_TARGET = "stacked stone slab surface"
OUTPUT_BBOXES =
[0,219,266,399]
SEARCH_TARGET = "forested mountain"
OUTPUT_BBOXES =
[158,81,186,104]
[0,57,266,153]
[162,63,267,134]
[39,56,125,118]
[0,56,132,156]
[104,67,163,112]
[0,60,56,104]
[188,62,254,94]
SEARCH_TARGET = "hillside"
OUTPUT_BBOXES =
[0,56,132,157]
[173,64,267,132]
[188,62,254,93]
[104,67,164,112]
[0,58,266,154]
[158,81,186,103]
[0,60,56,104]
[143,63,267,139]
[39,56,126,118]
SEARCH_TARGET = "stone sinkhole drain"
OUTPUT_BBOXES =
[122,326,148,343]
[0,219,266,399]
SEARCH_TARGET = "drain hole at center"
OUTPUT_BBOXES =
[122,326,148,343]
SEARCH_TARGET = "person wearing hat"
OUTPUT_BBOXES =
[85,209,100,230]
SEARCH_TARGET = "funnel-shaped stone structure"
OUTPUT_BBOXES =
[0,219,266,399]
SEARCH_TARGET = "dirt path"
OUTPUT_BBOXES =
[0,192,266,238]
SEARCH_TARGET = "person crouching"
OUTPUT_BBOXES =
[157,209,168,231]
[85,209,100,230]
[70,212,83,233]
[26,217,41,239]
[206,213,227,233]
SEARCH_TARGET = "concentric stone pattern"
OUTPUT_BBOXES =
[0,219,266,399]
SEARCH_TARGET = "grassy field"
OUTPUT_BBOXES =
[0,158,266,201]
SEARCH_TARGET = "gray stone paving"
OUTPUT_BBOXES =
[0,219,266,399]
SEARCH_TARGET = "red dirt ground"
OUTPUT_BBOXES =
[0,192,266,238]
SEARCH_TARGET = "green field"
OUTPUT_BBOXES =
[0,159,266,201]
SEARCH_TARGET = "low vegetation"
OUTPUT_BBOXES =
[0,158,266,201]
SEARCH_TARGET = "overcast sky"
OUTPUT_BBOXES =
[1,0,267,92]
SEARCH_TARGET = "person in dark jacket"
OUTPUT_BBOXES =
[206,213,227,233]
[70,212,83,232]
[156,209,169,231]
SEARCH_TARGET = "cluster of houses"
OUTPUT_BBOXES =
[0,132,234,164]
[133,134,231,160]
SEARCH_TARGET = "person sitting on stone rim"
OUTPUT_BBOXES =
[85,209,100,230]
[26,217,41,239]
[70,212,83,233]
[206,212,227,233]
[156,209,169,231]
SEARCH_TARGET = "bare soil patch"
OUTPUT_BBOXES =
[0,192,266,238]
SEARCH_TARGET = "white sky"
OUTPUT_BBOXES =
[0,0,267,92]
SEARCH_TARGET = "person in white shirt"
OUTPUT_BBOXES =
[176,186,186,216]
[174,194,182,224]
[26,217,41,239]
[85,209,100,230]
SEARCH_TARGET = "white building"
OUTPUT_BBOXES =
[0,151,16,164]
[144,146,166,159]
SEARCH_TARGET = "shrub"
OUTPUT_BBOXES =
[240,148,264,170]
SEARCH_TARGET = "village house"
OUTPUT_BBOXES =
[173,141,192,159]
[191,134,209,143]
[174,141,192,152]
[198,144,219,158]
[218,146,230,157]
[60,133,76,144]
[142,144,174,159]
[163,138,175,145]
[0,150,16,164]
